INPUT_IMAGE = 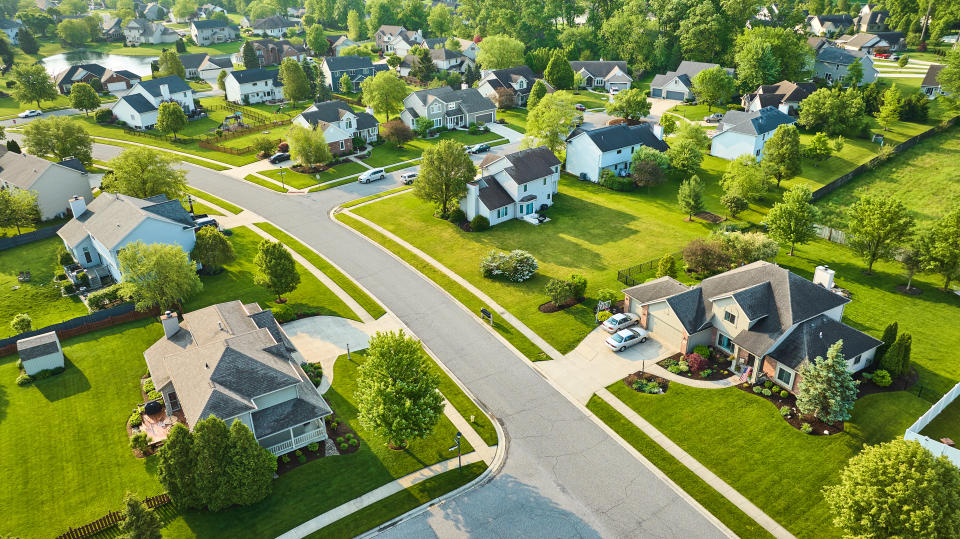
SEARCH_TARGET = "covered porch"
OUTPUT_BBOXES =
[258,418,327,456]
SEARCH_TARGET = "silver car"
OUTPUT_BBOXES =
[606,328,648,352]
[602,312,639,333]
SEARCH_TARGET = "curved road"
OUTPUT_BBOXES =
[87,141,726,538]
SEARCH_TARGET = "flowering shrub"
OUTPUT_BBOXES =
[480,250,538,282]
[685,353,709,374]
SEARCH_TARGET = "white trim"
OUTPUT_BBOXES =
[774,364,795,388]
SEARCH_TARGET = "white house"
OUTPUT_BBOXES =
[400,86,496,129]
[921,64,947,99]
[835,32,906,53]
[250,15,300,37]
[570,61,633,94]
[190,19,238,46]
[814,47,878,85]
[565,123,668,183]
[806,14,853,36]
[374,24,424,55]
[143,2,167,20]
[17,332,64,376]
[224,68,282,104]
[180,53,233,79]
[124,18,178,44]
[741,80,816,114]
[398,47,473,77]
[111,76,195,130]
[57,193,197,283]
[709,107,797,161]
[461,146,561,227]
[144,301,332,455]
[477,65,549,106]
[0,151,93,220]
[293,100,379,143]
[327,34,358,55]
[650,61,735,101]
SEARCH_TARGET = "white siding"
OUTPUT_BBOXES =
[564,134,602,182]
[30,168,94,220]
[253,385,298,409]
[22,352,64,375]
[710,130,762,161]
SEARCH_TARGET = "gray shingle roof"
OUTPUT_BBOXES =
[718,106,796,136]
[252,15,298,29]
[484,146,561,185]
[407,86,495,114]
[0,151,54,189]
[475,176,513,209]
[252,393,331,438]
[296,100,354,124]
[17,332,60,361]
[229,67,280,84]
[179,53,209,71]
[115,93,157,114]
[816,46,864,65]
[323,55,374,72]
[651,61,734,89]
[576,123,669,153]
[623,276,690,305]
[570,60,630,80]
[191,19,229,30]
[57,193,194,250]
[138,75,192,96]
[481,65,540,96]
[922,64,944,88]
[767,315,882,369]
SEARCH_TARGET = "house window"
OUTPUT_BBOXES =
[518,204,524,215]
[717,333,734,352]
[168,391,181,410]
[82,248,92,264]
[339,140,345,150]
[853,354,862,365]
[522,185,527,192]
[724,311,736,324]
[496,207,507,218]
[776,365,794,387]
[542,178,546,185]
[616,149,622,154]
[547,193,551,200]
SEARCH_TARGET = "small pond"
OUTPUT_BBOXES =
[41,50,158,77]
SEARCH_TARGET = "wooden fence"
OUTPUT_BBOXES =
[0,224,63,251]
[57,494,171,539]
[0,304,160,357]
[814,224,847,245]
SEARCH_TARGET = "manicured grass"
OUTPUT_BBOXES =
[560,89,610,110]
[91,138,233,171]
[307,461,487,538]
[497,107,528,134]
[185,186,244,215]
[0,236,90,338]
[607,382,932,538]
[336,213,549,362]
[341,186,413,208]
[261,160,368,188]
[183,227,358,321]
[0,320,166,538]
[587,396,773,539]
[218,123,292,150]
[243,173,288,192]
[253,222,387,320]
[919,396,960,442]
[669,103,729,121]
[190,200,222,216]
[364,131,504,168]
[309,176,358,192]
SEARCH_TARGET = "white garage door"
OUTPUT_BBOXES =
[646,314,684,350]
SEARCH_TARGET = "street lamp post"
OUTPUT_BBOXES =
[278,167,286,190]
[448,431,462,473]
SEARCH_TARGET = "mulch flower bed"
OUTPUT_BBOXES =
[656,348,734,382]
[623,370,670,394]
[538,296,585,313]
[291,164,328,174]
[694,211,725,223]
[275,412,361,475]
[855,367,918,398]
[735,382,844,435]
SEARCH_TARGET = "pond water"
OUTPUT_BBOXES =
[41,50,158,77]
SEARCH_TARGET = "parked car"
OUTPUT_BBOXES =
[400,171,418,184]
[874,52,891,59]
[605,328,648,352]
[268,152,290,164]
[358,168,385,183]
[575,103,586,111]
[602,313,639,333]
[467,143,491,154]
[18,109,41,118]
[705,112,723,123]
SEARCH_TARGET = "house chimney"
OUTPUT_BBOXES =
[160,311,180,339]
[68,195,87,217]
[813,265,835,290]
[160,83,170,99]
[653,123,664,140]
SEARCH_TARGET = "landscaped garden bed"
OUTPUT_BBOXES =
[656,346,734,381]
[538,295,584,313]
[855,366,918,398]
[623,370,670,394]
[736,380,844,435]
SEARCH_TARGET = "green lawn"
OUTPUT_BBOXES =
[185,187,244,215]
[606,382,932,538]
[91,138,232,171]
[560,89,610,110]
[669,103,729,121]
[0,236,89,338]
[218,124,293,150]
[497,107,528,134]
[364,130,504,168]
[261,160,368,188]
[920,396,960,442]
[243,173,288,192]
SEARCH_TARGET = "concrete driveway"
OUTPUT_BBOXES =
[538,326,674,403]
[486,122,523,142]
[581,110,613,130]
[646,98,679,121]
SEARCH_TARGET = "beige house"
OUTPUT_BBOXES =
[0,151,93,220]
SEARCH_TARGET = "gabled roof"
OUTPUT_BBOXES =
[191,18,229,29]
[200,55,233,70]
[718,106,796,136]
[107,69,142,80]
[480,65,542,96]
[572,123,669,153]
[651,61,734,89]
[295,100,357,125]
[57,193,195,250]
[253,15,298,29]
[407,86,495,114]
[115,93,156,114]
[17,331,59,360]
[475,175,513,210]
[623,276,690,305]
[0,18,21,30]
[323,54,374,71]
[229,67,280,84]
[922,64,944,88]
[745,80,816,105]
[767,314,882,369]
[570,60,631,81]
[481,146,561,185]
[816,46,865,65]
[138,75,193,96]
[179,53,209,70]
[842,32,881,49]
[54,64,107,87]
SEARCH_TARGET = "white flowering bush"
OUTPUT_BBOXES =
[480,250,538,282]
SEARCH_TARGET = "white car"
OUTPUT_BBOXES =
[357,168,385,183]
[605,328,648,352]
[400,171,417,185]
[18,110,42,118]
[602,312,639,333]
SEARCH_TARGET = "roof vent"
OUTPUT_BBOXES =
[205,363,209,369]
[217,321,224,330]
[819,331,823,339]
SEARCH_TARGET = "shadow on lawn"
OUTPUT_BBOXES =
[35,357,90,402]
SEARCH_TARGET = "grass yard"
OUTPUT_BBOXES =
[364,130,506,168]
[0,236,89,338]
[669,103,729,121]
[607,382,932,538]
[243,173,288,192]
[261,160,367,188]
[559,89,610,110]
[920,396,960,442]
[497,107,528,134]
[185,187,244,214]
[183,227,358,321]
[218,124,293,151]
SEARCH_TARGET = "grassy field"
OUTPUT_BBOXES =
[243,173,288,192]
[606,382,931,538]
[497,108,528,134]
[560,89,611,110]
[669,103,729,121]
[260,160,367,188]
[920,397,960,442]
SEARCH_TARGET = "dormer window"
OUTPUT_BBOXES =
[724,311,736,324]
[516,79,526,89]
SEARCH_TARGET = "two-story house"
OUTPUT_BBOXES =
[142,2,166,20]
[124,18,178,44]
[0,151,93,221]
[374,24,424,55]
[477,65,549,107]
[144,300,332,455]
[53,63,108,94]
[853,3,890,32]
[622,262,882,393]
[570,61,633,94]
[461,146,561,226]
[235,39,309,67]
[398,47,473,77]
[565,123,668,182]
[251,15,300,37]
[327,34,358,55]
[292,100,379,144]
[101,15,124,41]
[111,75,196,130]
[399,86,496,129]
[101,69,143,92]
[190,19,238,46]
[180,53,233,79]
[224,68,283,104]
[57,193,197,283]
[921,64,947,99]
[709,107,797,161]
[813,47,878,85]
[321,55,388,91]
[806,14,853,36]
[741,80,816,114]
[650,61,735,101]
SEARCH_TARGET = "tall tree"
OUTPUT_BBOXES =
[898,246,923,291]
[543,49,574,90]
[346,8,363,40]
[798,87,866,136]
[0,189,39,235]
[795,340,859,423]
[157,49,186,79]
[156,102,187,141]
[104,147,187,200]
[57,18,90,46]
[409,45,436,81]
[306,23,328,55]
[192,416,233,512]
[22,116,93,165]
[117,241,203,311]
[766,185,819,255]
[10,63,58,109]
[874,322,898,365]
[398,0,428,30]
[427,3,451,37]
[630,146,670,190]
[316,66,332,101]
[191,226,236,274]
[279,58,311,101]
[847,195,914,273]
[253,239,300,302]
[117,493,162,539]
[939,49,960,110]
[225,419,276,506]
[287,124,332,165]
[338,72,352,93]
[691,65,736,112]
[521,92,578,158]
[414,139,475,217]
[916,205,960,290]
[666,139,703,174]
[824,439,960,538]
[605,88,651,120]
[734,26,813,91]
[69,82,100,116]
[844,58,864,86]
[721,154,770,202]
[17,27,39,55]
[354,330,445,449]
[876,85,903,131]
[677,1,725,62]
[527,79,548,109]
[241,40,259,68]
[677,174,705,221]
[762,124,801,188]
[475,34,525,70]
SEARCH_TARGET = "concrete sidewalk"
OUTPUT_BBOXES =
[486,122,524,142]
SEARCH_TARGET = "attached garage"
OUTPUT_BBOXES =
[650,88,662,97]
[474,112,494,124]
[665,90,686,100]
[646,313,684,349]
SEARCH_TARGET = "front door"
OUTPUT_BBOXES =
[526,203,534,214]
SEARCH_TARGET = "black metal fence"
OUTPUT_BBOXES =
[0,224,63,251]
[617,251,682,286]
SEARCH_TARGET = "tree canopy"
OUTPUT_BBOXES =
[191,226,236,274]
[287,125,333,166]
[158,50,186,79]
[414,139,475,217]
[10,63,57,109]
[605,88,651,120]
[22,116,93,165]
[475,34,525,70]
[762,124,801,188]
[522,92,579,158]
[691,65,736,111]
[766,185,819,255]
[69,82,100,115]
[104,147,187,201]
[279,58,311,102]
[361,70,408,120]
[798,87,866,136]
[156,102,187,140]
[253,239,301,301]
[847,195,914,273]
[795,340,859,423]
[117,241,203,311]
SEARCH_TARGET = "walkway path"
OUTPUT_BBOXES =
[596,388,796,539]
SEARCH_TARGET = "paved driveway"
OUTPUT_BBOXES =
[581,110,614,130]
[646,98,680,121]
[486,122,523,142]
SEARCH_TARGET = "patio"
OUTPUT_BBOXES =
[138,408,186,444]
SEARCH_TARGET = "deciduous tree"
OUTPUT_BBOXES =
[69,82,100,116]
[666,139,703,174]
[10,63,57,109]
[359,70,408,123]
[605,88,651,120]
[306,24,329,55]
[17,27,39,55]
[521,92,578,158]
[158,50,186,79]
[57,18,90,46]
[762,124,801,188]
[338,72,352,93]
[847,195,914,273]
[10,313,31,334]
[104,147,188,200]
[191,226,236,274]
[0,188,39,235]
[630,145,669,190]
[22,116,93,165]
[475,34,524,70]
[915,205,960,290]
[279,57,311,102]
[287,125,332,165]
[721,154,770,202]
[691,65,736,111]
[413,139,475,217]
[117,241,203,311]
[427,3,451,37]
[380,119,414,146]
[876,85,903,131]
[527,79,548,109]
[798,87,866,135]
[156,102,187,141]
[805,131,833,161]
[253,239,300,301]
[677,174,704,220]
[796,340,858,423]
[766,185,819,255]
[346,8,363,39]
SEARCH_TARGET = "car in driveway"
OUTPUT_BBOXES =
[575,103,586,111]
[268,152,290,164]
[606,328,648,352]
[358,168,385,183]
[400,171,417,184]
[467,143,490,154]
[18,109,42,118]
[705,112,723,123]
[602,313,639,333]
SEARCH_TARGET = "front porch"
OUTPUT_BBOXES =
[259,418,327,455]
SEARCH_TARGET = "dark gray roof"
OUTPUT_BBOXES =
[191,19,229,29]
[252,394,331,438]
[324,55,374,72]
[54,64,107,87]
[623,276,690,305]
[57,158,88,173]
[481,65,540,96]
[816,46,864,65]
[179,53,209,71]
[116,93,156,114]
[476,176,513,209]
[922,64,944,88]
[229,68,280,84]
[17,331,60,361]
[201,56,233,69]
[58,193,195,249]
[718,107,796,136]
[355,111,378,130]
[570,60,629,79]
[139,75,192,96]
[767,315,882,369]
[651,61,734,89]
[296,100,355,124]
[0,18,20,29]
[811,14,852,24]
[731,283,776,321]
[111,69,141,80]
[253,15,298,29]
[484,146,561,185]
[576,123,669,152]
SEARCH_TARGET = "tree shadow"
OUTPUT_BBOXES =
[35,357,91,402]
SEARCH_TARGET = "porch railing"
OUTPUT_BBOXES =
[265,428,325,455]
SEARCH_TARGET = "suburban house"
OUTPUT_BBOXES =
[400,86,496,130]
[224,68,283,104]
[461,146,562,227]
[398,47,473,77]
[0,151,93,220]
[143,301,332,455]
[622,262,883,393]
[17,332,64,376]
[197,3,227,18]
[111,76,196,130]
[57,193,197,283]
[813,47,878,85]
[251,15,300,37]
[921,64,946,99]
[321,55,388,91]
[710,106,796,160]
[477,65,550,107]
[650,61,735,101]
[565,123,668,183]
[54,63,107,94]
[806,14,853,36]
[807,36,830,54]
[238,39,309,67]
[570,61,633,94]
[422,37,479,60]
[142,2,166,20]
[374,25,424,55]
[853,3,890,32]
[190,19,238,46]
[292,100,380,144]
[741,80,816,114]
[0,18,21,43]
[124,19,178,44]
[835,32,906,53]
[327,34,358,55]
[102,69,143,92]
[101,15,124,41]
[180,53,233,79]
